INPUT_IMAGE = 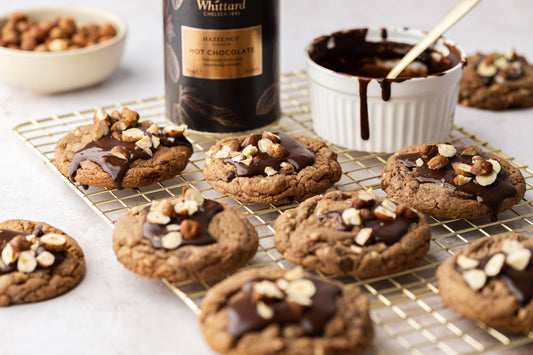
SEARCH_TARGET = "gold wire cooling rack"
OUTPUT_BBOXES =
[13,71,533,354]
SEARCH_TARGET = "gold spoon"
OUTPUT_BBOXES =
[387,0,481,79]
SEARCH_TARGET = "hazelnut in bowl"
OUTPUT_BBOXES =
[0,6,126,94]
[306,27,466,153]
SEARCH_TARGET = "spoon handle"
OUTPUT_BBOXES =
[386,0,481,79]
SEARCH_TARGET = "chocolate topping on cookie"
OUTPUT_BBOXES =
[0,227,66,275]
[69,107,192,189]
[319,191,419,246]
[141,188,223,250]
[395,144,517,220]
[226,268,340,339]
[474,50,525,86]
[456,241,533,305]
[220,131,315,180]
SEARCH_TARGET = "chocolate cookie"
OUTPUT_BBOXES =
[381,143,526,220]
[200,267,373,355]
[275,190,431,278]
[459,50,533,110]
[0,219,85,306]
[113,187,258,281]
[203,131,342,204]
[55,107,193,189]
[437,232,533,333]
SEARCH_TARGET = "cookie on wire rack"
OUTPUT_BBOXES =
[55,107,193,189]
[200,266,373,355]
[381,143,525,221]
[274,190,431,278]
[203,131,342,204]
[113,187,258,281]
[437,232,533,332]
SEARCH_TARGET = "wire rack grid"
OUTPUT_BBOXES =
[13,71,533,354]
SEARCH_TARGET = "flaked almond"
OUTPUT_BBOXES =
[240,157,253,166]
[505,248,531,271]
[456,255,479,270]
[40,233,67,251]
[454,175,472,186]
[437,144,456,158]
[161,232,182,250]
[122,128,144,142]
[463,269,487,291]
[242,144,258,158]
[163,124,186,137]
[17,251,37,273]
[215,149,229,159]
[231,153,244,162]
[110,146,129,160]
[341,208,361,226]
[355,228,373,246]
[419,143,437,156]
[147,211,171,225]
[93,107,110,124]
[284,266,304,281]
[36,251,55,268]
[180,219,200,240]
[262,131,280,143]
[475,170,497,186]
[484,253,505,276]
[350,245,362,254]
[415,158,424,167]
[258,138,273,153]
[166,224,181,232]
[427,155,448,170]
[374,205,396,221]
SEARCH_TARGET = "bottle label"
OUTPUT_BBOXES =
[181,25,262,79]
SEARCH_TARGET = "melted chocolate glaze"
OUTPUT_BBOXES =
[223,132,315,179]
[142,199,223,249]
[69,127,192,189]
[226,277,340,339]
[319,202,419,246]
[309,28,464,140]
[457,247,533,305]
[395,146,517,221]
[0,228,64,275]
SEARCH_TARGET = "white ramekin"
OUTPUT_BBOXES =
[306,27,466,153]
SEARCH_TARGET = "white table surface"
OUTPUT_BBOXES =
[1,1,531,354]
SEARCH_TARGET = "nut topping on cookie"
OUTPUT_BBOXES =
[463,269,487,291]
[342,208,362,226]
[161,232,183,250]
[40,233,67,251]
[121,128,144,142]
[505,248,531,271]
[147,211,171,225]
[17,251,38,273]
[419,143,437,156]
[355,228,373,246]
[373,206,396,221]
[437,144,457,158]
[428,155,449,170]
[456,255,479,270]
[36,251,56,268]
[484,253,505,276]
[180,220,200,240]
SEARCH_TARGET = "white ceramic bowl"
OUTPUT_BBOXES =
[0,6,127,94]
[306,27,466,153]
